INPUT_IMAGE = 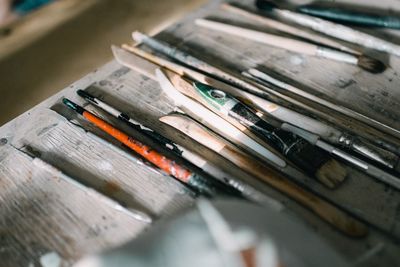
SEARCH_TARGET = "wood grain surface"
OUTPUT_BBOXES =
[0,0,400,266]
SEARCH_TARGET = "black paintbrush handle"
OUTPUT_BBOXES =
[229,103,330,175]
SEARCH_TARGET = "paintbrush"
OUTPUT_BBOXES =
[221,3,360,55]
[245,68,400,170]
[62,98,241,198]
[116,45,400,166]
[12,145,153,224]
[76,89,182,156]
[297,4,400,29]
[159,113,368,237]
[191,81,347,189]
[255,0,400,57]
[131,32,400,139]
[76,89,272,204]
[195,19,385,74]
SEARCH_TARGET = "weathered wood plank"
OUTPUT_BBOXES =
[0,0,400,266]
[0,145,145,266]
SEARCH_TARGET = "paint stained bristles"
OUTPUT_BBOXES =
[317,160,347,189]
[357,55,386,74]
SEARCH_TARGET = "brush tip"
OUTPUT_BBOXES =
[357,56,386,73]
[132,31,146,43]
[316,159,347,189]
[76,89,97,103]
[255,0,277,10]
[63,98,84,115]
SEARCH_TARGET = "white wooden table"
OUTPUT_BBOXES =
[1,0,400,266]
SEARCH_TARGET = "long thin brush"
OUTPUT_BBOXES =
[77,89,273,205]
[297,4,400,29]
[246,68,400,170]
[221,3,360,55]
[76,89,182,156]
[255,0,400,57]
[195,19,385,74]
[159,113,368,237]
[62,98,241,198]
[131,32,400,139]
[12,145,153,224]
[192,81,347,189]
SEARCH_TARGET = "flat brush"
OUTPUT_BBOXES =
[77,89,271,204]
[221,3,360,55]
[193,81,347,189]
[62,98,241,198]
[160,113,368,237]
[131,32,399,138]
[298,4,400,29]
[246,68,400,170]
[195,19,385,74]
[76,89,182,156]
[281,124,400,190]
[255,0,400,57]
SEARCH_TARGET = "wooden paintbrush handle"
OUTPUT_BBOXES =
[160,113,367,237]
[196,19,318,56]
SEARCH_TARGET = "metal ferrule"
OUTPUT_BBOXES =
[219,97,240,116]
[316,47,358,64]
[339,135,398,169]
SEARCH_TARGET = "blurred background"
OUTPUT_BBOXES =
[0,0,206,125]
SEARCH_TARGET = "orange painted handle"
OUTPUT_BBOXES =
[83,111,192,182]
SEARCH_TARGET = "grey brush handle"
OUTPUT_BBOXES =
[338,135,400,171]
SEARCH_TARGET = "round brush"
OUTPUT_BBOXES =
[195,18,385,74]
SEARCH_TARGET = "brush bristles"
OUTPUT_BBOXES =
[357,55,386,73]
[316,159,347,189]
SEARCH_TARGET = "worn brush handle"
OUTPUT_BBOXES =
[221,3,360,55]
[160,114,368,237]
[196,19,318,56]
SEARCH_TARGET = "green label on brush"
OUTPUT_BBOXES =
[193,82,237,111]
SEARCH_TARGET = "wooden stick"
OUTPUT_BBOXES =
[221,3,360,55]
[160,113,368,237]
